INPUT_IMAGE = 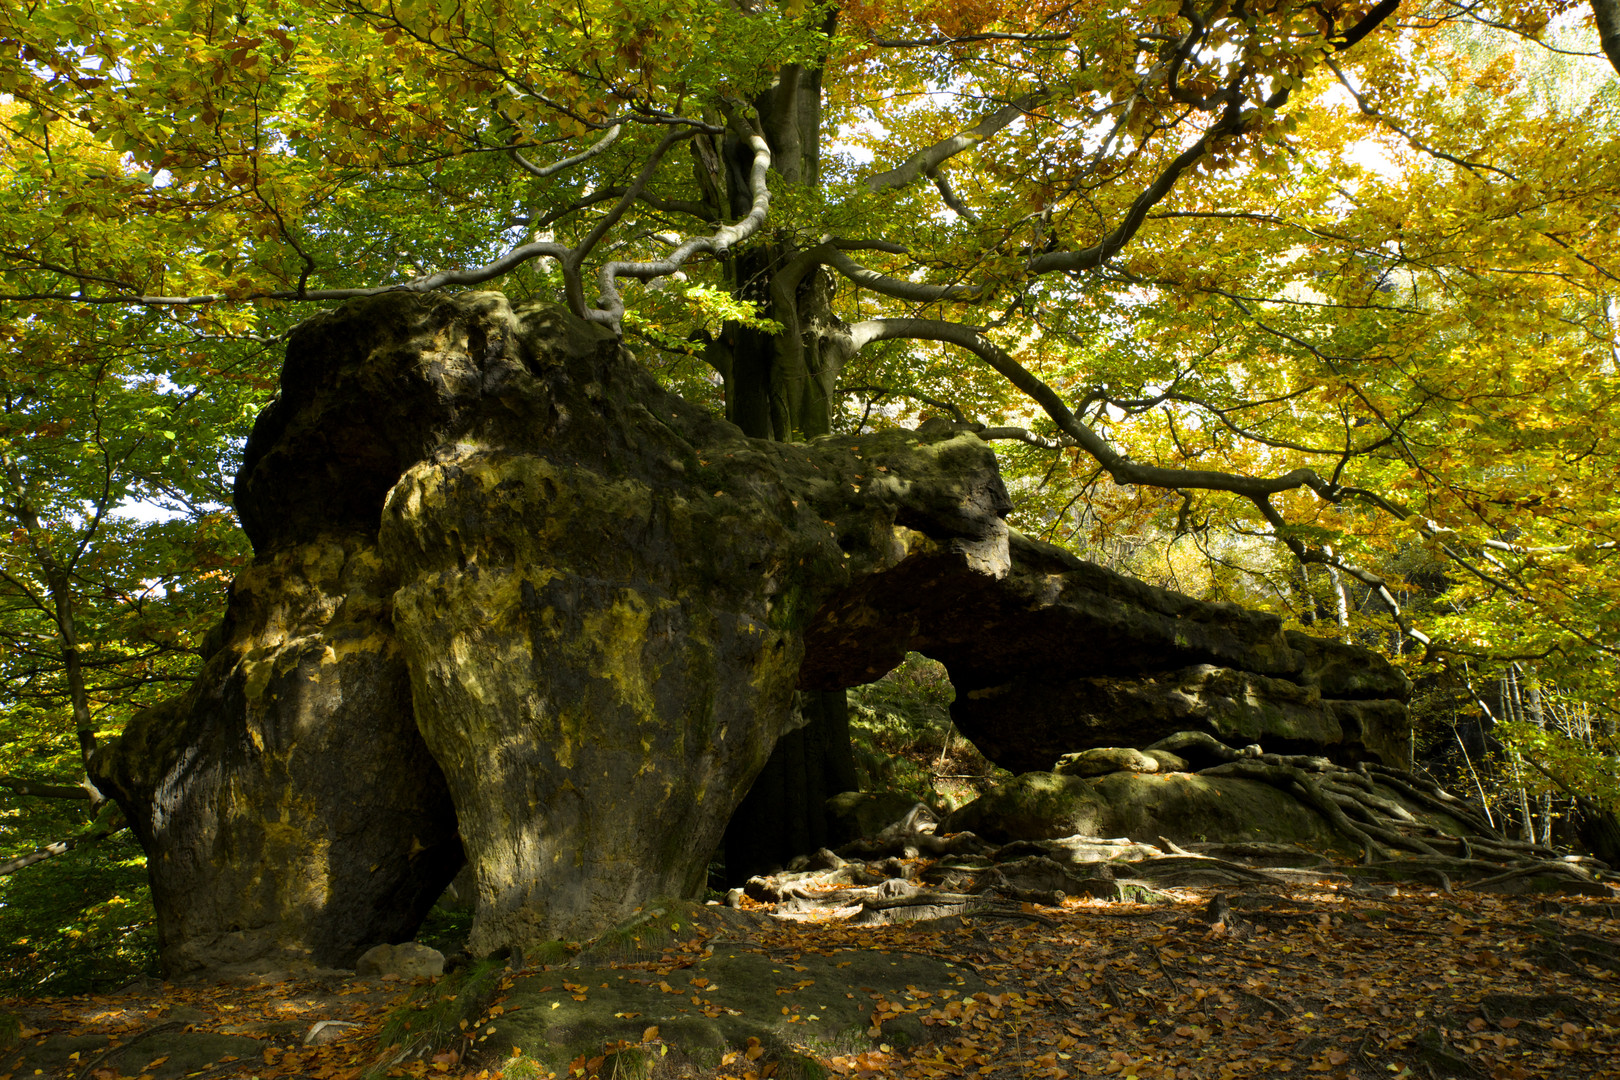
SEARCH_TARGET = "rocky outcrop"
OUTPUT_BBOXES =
[800,534,1412,774]
[94,291,1412,971]
[95,536,463,973]
[96,292,1017,964]
[939,770,1355,848]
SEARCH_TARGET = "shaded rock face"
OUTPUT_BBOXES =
[94,536,463,973]
[95,291,1410,971]
[800,535,1412,773]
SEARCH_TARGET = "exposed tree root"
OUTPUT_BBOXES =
[1176,735,1611,887]
[735,734,1614,925]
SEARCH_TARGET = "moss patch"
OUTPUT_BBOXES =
[487,945,984,1077]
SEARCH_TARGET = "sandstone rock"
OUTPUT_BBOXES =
[303,1021,363,1045]
[1054,747,1161,777]
[799,528,1411,774]
[96,291,1414,971]
[951,656,1409,775]
[104,292,1019,962]
[355,942,445,978]
[1144,749,1191,772]
[939,773,1109,841]
[92,536,462,974]
[942,770,1352,849]
[370,299,1013,951]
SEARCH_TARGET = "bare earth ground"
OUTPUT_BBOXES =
[4,878,1618,1080]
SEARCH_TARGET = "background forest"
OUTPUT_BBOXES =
[2,0,1619,993]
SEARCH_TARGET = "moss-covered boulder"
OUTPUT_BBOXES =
[93,536,462,973]
[366,298,1012,951]
[938,773,1110,842]
[1054,747,1162,777]
[942,770,1351,849]
[98,292,1017,965]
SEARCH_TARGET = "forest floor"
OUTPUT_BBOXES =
[3,877,1618,1080]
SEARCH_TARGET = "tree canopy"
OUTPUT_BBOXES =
[3,0,1620,978]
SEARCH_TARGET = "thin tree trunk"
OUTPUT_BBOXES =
[52,571,99,772]
[0,826,124,876]
[1323,543,1350,641]
[2,456,103,788]
[1451,723,1495,828]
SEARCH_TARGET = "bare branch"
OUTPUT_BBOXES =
[511,124,622,179]
[1,775,93,800]
[823,246,987,303]
[1326,61,1517,181]
[979,426,1071,450]
[587,126,772,328]
[840,383,967,422]
[1029,0,1399,272]
[844,317,1336,501]
[0,239,572,308]
[1027,103,1247,275]
[0,825,123,876]
[565,128,699,310]
[930,168,980,223]
[866,92,1050,193]
[837,313,1467,653]
[868,31,1073,47]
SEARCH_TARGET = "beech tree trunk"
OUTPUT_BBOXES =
[708,38,866,880]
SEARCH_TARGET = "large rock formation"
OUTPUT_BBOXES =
[94,291,1410,972]
[96,535,463,972]
[799,534,1412,772]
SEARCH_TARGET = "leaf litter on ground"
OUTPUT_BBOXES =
[3,878,1617,1080]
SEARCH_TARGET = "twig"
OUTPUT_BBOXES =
[76,1022,184,1080]
[1152,948,1184,996]
[1236,989,1288,1016]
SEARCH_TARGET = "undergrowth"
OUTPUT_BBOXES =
[848,654,1007,811]
[415,903,474,959]
[367,958,508,1079]
[0,829,157,996]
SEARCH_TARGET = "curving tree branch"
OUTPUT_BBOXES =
[586,125,773,328]
[510,123,623,179]
[0,239,572,308]
[822,247,987,304]
[865,92,1052,193]
[1,774,93,800]
[0,824,124,876]
[835,315,1459,650]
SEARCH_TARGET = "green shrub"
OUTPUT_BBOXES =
[847,654,1007,812]
[0,829,158,996]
